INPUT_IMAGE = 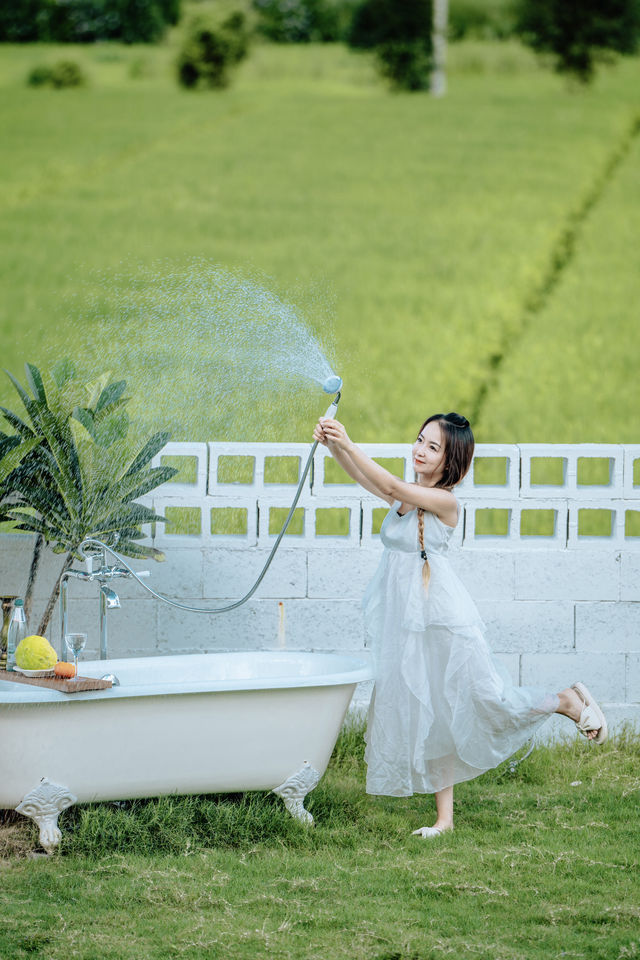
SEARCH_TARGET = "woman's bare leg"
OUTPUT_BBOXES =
[433,784,454,831]
[412,783,455,837]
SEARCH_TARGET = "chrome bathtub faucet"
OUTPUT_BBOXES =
[59,548,149,661]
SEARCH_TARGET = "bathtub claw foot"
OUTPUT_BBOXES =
[272,761,321,826]
[15,778,77,854]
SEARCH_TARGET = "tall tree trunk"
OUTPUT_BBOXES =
[38,552,74,637]
[431,0,448,97]
[23,533,44,624]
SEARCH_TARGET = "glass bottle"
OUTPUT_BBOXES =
[1,596,17,670]
[7,598,27,671]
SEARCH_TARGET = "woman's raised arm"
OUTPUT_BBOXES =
[313,421,395,504]
[318,418,458,523]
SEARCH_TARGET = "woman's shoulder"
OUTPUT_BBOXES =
[426,494,459,529]
[396,486,459,526]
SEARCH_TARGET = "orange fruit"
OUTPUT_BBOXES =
[54,661,76,679]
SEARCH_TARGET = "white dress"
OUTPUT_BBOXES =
[363,500,560,796]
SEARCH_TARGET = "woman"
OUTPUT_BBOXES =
[314,411,607,837]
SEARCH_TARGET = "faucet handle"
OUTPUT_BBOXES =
[113,566,150,579]
[83,547,104,576]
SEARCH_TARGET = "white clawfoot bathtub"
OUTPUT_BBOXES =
[0,651,373,853]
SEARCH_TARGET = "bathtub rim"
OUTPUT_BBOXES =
[0,650,373,704]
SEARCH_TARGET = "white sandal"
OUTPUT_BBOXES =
[411,826,452,838]
[571,682,608,744]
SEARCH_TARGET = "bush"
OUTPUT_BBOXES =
[0,0,182,44]
[27,65,53,87]
[157,0,181,26]
[50,60,87,87]
[349,0,402,48]
[118,0,166,43]
[376,38,431,89]
[448,0,517,41]
[27,60,87,88]
[348,0,432,48]
[177,12,249,89]
[515,0,640,82]
[348,0,432,90]
[252,0,353,42]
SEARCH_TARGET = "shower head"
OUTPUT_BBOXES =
[322,375,342,394]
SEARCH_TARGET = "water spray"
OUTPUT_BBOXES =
[69,378,343,639]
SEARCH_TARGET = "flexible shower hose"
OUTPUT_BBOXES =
[79,393,340,615]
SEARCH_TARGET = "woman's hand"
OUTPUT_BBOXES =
[313,420,329,446]
[318,418,352,452]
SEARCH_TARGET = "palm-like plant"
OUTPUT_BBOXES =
[0,361,177,634]
[0,433,41,486]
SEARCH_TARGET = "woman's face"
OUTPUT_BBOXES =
[412,421,446,486]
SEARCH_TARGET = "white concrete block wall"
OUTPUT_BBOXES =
[575,603,640,652]
[449,549,515,600]
[514,552,620,601]
[628,655,640,701]
[307,549,383,599]
[1,441,639,740]
[477,600,574,654]
[520,653,626,702]
[621,554,640,600]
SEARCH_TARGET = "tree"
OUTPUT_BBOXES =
[0,0,182,44]
[348,0,433,91]
[252,0,343,43]
[0,434,41,486]
[0,361,177,634]
[177,12,249,89]
[515,0,640,83]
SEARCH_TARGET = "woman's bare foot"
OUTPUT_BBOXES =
[556,687,600,740]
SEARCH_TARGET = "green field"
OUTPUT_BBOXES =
[1,34,639,445]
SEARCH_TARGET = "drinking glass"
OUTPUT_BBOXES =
[64,632,87,680]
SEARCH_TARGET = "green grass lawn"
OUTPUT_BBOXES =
[1,720,639,959]
[1,38,639,444]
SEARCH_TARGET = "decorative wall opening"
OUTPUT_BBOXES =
[269,507,304,536]
[264,457,300,485]
[473,457,508,486]
[160,455,198,485]
[530,457,565,486]
[164,506,202,536]
[217,456,255,485]
[211,507,248,536]
[577,457,612,487]
[315,508,351,537]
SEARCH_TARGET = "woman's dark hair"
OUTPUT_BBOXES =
[416,412,474,595]
[417,412,474,489]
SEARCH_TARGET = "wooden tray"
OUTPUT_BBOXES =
[0,670,112,693]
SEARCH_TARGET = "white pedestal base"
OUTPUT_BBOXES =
[16,778,77,855]
[272,761,321,825]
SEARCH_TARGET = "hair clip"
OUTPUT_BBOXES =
[420,550,427,561]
